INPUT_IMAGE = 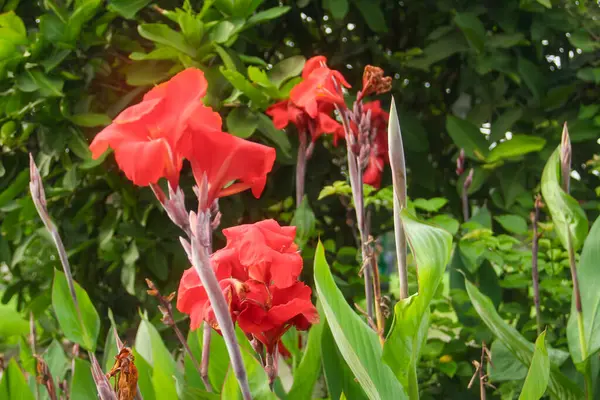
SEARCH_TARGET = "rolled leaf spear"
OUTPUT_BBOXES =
[387,97,409,300]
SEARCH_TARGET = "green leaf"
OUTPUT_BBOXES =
[138,24,196,57]
[446,116,488,160]
[209,20,242,44]
[454,12,486,52]
[487,135,545,163]
[0,358,35,400]
[352,0,387,33]
[15,69,64,97]
[255,113,293,163]
[103,309,119,372]
[134,317,180,399]
[268,56,306,88]
[404,32,468,70]
[567,216,600,365]
[0,11,27,45]
[321,322,368,400]
[220,67,270,109]
[577,68,600,84]
[518,57,545,102]
[43,339,69,391]
[221,347,276,399]
[490,108,523,143]
[494,215,528,235]
[536,0,552,8]
[487,33,527,49]
[0,170,28,208]
[314,241,408,400]
[465,280,582,399]
[246,6,291,27]
[519,331,550,400]
[383,210,452,398]
[0,301,28,338]
[52,269,101,351]
[69,113,111,127]
[322,0,349,20]
[540,147,588,251]
[412,197,448,212]
[70,358,97,400]
[291,196,316,248]
[108,0,151,19]
[226,107,259,138]
[288,310,324,398]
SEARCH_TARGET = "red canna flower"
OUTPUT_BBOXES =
[290,66,351,118]
[362,101,390,188]
[220,219,302,288]
[237,280,319,353]
[266,100,344,143]
[89,68,221,187]
[302,55,328,78]
[184,130,276,209]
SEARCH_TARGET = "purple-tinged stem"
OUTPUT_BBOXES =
[201,324,213,391]
[296,129,309,208]
[462,169,474,221]
[89,352,117,400]
[189,209,251,399]
[531,195,543,336]
[29,154,83,323]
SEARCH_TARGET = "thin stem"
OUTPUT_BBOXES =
[191,211,251,400]
[531,196,542,336]
[462,169,474,222]
[370,234,385,346]
[479,343,487,400]
[296,129,308,208]
[201,324,213,391]
[30,313,40,400]
[29,155,83,323]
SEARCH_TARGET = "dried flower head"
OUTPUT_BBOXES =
[362,65,392,97]
[107,347,138,400]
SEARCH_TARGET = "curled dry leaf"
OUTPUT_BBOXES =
[106,347,139,400]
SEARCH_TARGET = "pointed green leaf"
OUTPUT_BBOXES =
[454,12,486,52]
[487,135,546,163]
[108,0,151,19]
[567,216,600,365]
[288,304,324,399]
[314,241,407,400]
[519,331,550,400]
[51,269,101,351]
[541,147,588,251]
[465,280,582,399]
[138,24,196,57]
[383,210,452,398]
[70,359,97,400]
[446,116,488,160]
[0,358,35,400]
[246,6,291,27]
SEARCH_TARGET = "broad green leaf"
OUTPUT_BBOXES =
[383,210,452,399]
[246,6,291,26]
[412,197,448,212]
[487,135,545,162]
[15,69,64,97]
[518,57,544,102]
[70,358,96,400]
[130,47,180,61]
[291,196,316,248]
[490,108,523,143]
[134,317,180,399]
[494,215,528,235]
[133,348,155,400]
[52,269,101,351]
[490,340,568,382]
[454,12,486,52]
[184,327,206,392]
[209,20,242,44]
[567,216,600,365]
[0,11,27,45]
[536,0,552,8]
[220,67,270,110]
[487,33,527,49]
[69,113,111,127]
[352,0,387,33]
[446,116,488,160]
[269,56,305,88]
[103,309,119,373]
[404,32,468,70]
[465,280,582,399]
[0,301,28,338]
[321,322,368,400]
[288,305,324,399]
[0,170,28,208]
[138,24,196,57]
[577,68,600,83]
[322,0,349,20]
[519,331,550,400]
[255,113,293,163]
[314,241,407,400]
[227,107,259,138]
[220,347,276,399]
[43,339,69,392]
[540,147,588,251]
[0,358,35,400]
[108,0,151,19]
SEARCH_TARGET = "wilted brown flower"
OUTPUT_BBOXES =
[361,65,392,97]
[106,348,138,400]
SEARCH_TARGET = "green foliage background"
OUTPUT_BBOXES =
[0,0,599,398]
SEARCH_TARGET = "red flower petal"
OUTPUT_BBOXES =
[302,56,328,78]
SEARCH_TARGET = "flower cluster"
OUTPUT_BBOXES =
[177,219,318,353]
[266,57,391,188]
[89,68,276,208]
[266,56,349,144]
